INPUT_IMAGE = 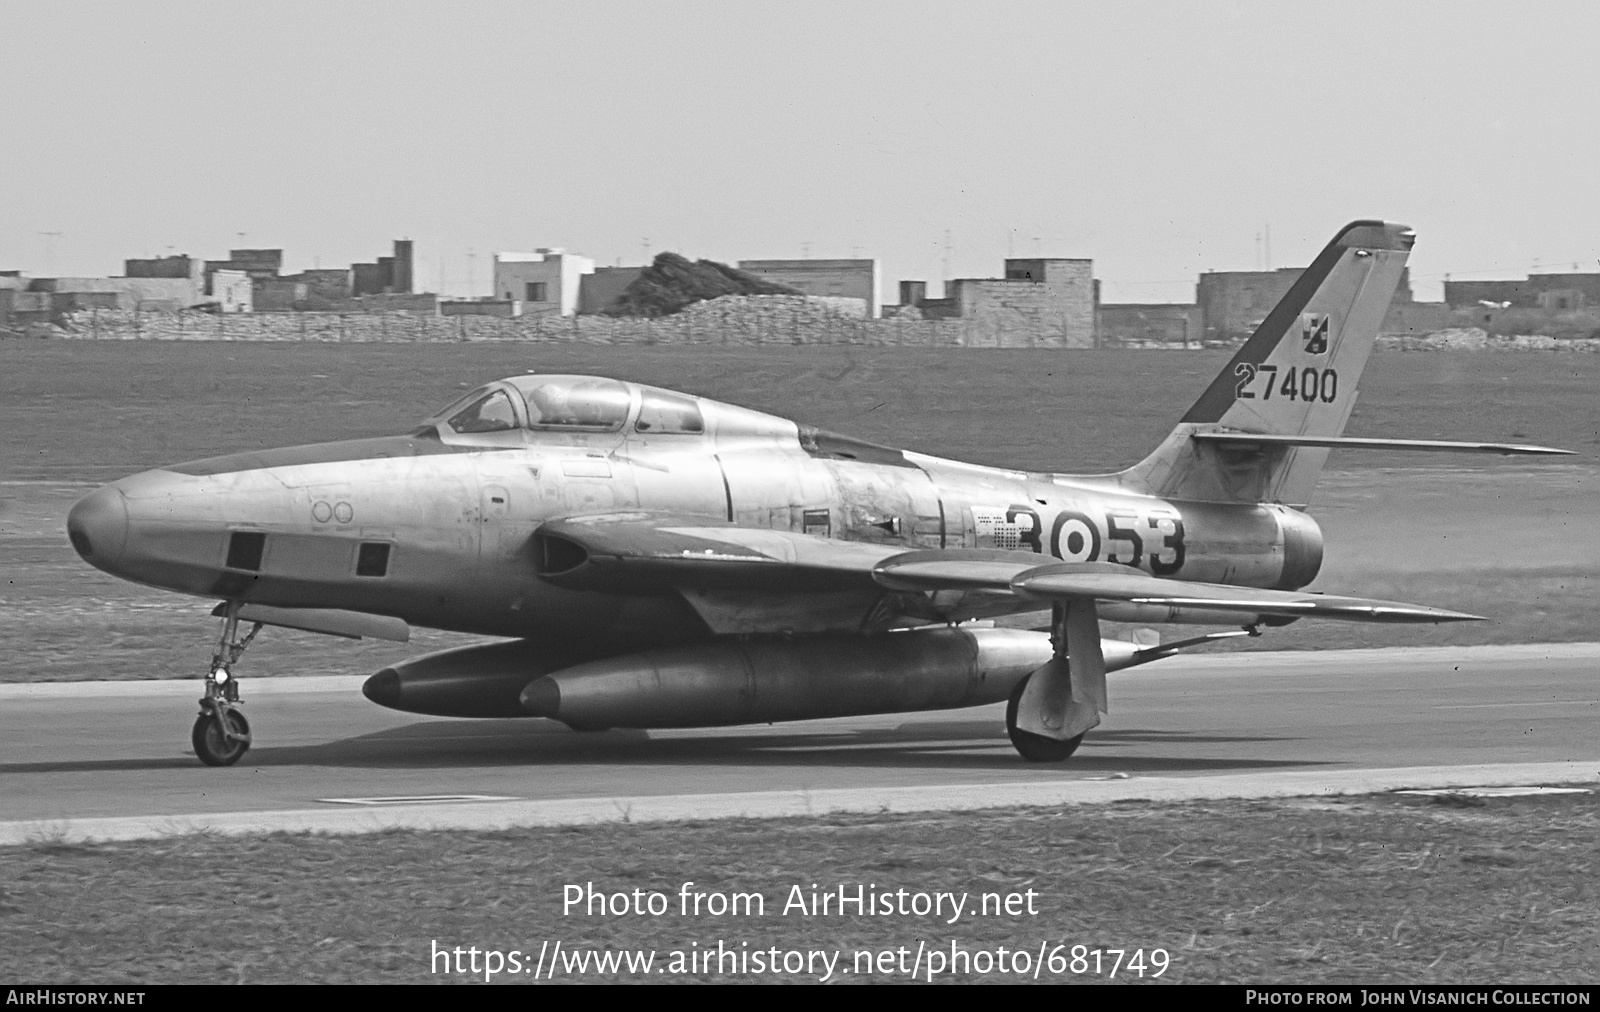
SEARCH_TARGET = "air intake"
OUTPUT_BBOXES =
[534,533,589,576]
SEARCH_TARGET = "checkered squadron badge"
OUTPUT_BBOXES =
[1301,313,1330,354]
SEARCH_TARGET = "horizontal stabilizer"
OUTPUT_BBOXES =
[209,603,411,642]
[872,554,1481,624]
[1191,432,1573,456]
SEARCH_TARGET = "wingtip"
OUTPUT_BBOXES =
[1506,446,1577,456]
[1431,609,1487,623]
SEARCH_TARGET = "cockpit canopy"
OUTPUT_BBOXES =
[425,375,706,438]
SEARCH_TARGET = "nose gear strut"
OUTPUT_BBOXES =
[192,601,261,766]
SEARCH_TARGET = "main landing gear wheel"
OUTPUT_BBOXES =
[192,707,251,767]
[1006,675,1084,763]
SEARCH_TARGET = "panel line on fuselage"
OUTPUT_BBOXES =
[712,453,735,522]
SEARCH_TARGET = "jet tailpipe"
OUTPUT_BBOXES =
[519,627,1056,729]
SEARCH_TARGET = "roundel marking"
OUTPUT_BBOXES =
[1050,510,1100,563]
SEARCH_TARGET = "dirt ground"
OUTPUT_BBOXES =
[1,342,1595,681]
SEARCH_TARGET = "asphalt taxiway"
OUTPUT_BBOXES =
[2,643,1597,843]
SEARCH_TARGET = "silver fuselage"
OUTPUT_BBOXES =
[69,376,1323,651]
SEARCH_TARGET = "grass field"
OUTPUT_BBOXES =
[3,791,1595,984]
[1,342,1596,682]
[3,341,1598,482]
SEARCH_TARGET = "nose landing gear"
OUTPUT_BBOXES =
[193,602,261,767]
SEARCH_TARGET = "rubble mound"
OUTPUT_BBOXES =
[603,253,802,317]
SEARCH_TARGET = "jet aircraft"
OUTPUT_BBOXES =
[67,221,1570,766]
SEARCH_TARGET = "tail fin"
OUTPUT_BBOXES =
[1116,220,1414,507]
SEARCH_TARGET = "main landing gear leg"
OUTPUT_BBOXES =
[1006,600,1107,762]
[192,602,261,767]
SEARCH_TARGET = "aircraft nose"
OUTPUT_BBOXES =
[67,484,129,566]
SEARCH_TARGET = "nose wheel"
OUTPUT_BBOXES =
[193,602,260,767]
[193,705,251,766]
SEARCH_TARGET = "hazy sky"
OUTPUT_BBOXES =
[3,1,1596,302]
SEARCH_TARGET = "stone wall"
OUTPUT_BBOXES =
[1379,327,1600,352]
[42,298,970,345]
[35,301,1600,351]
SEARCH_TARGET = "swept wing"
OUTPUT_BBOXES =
[534,516,1479,624]
[874,553,1480,623]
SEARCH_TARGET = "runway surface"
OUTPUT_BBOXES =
[3,643,1597,843]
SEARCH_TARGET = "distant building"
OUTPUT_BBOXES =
[204,249,284,281]
[345,292,437,313]
[890,258,1096,346]
[252,280,307,312]
[895,280,930,314]
[441,299,518,318]
[284,268,353,306]
[124,255,206,284]
[578,266,645,315]
[737,258,880,317]
[391,240,413,294]
[351,240,415,296]
[1444,272,1600,309]
[493,248,594,316]
[1538,288,1586,311]
[125,250,273,312]
[1097,303,1203,346]
[30,276,202,310]
[1,272,205,327]
[204,270,253,313]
